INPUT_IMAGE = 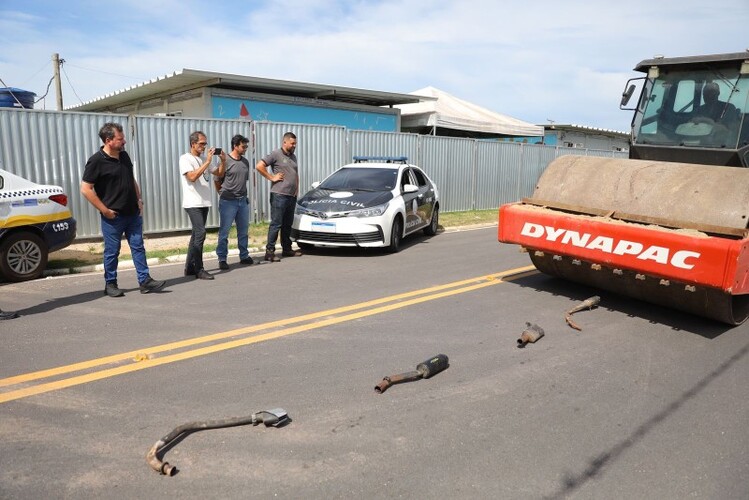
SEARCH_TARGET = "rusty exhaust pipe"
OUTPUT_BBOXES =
[146,408,289,476]
[375,354,449,394]
[517,322,545,348]
[565,296,601,331]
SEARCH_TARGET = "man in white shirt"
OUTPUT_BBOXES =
[179,131,225,279]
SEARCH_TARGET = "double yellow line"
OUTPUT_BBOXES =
[0,266,536,404]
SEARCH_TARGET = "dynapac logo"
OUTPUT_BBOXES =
[520,222,701,270]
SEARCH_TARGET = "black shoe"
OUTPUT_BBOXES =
[219,261,230,270]
[282,249,303,257]
[264,252,280,262]
[0,309,19,320]
[104,282,124,298]
[139,276,166,294]
[196,269,214,280]
[240,257,254,265]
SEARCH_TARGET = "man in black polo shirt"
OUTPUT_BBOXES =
[81,122,165,297]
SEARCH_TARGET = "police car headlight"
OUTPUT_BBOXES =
[349,203,389,218]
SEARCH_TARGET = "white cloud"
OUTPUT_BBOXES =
[0,0,746,129]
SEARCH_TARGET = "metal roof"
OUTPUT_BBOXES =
[66,68,426,111]
[634,51,749,72]
[543,124,629,136]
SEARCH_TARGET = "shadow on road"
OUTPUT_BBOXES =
[545,340,749,499]
[14,279,183,316]
[298,231,434,258]
[15,289,109,316]
[509,273,736,339]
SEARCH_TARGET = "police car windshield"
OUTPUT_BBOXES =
[319,167,398,191]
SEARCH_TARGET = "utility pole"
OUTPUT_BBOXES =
[52,53,63,110]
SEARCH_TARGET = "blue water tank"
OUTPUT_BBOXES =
[0,88,36,109]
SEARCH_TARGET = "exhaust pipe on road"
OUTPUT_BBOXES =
[146,408,289,476]
[375,354,449,394]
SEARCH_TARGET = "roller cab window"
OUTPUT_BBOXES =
[633,68,749,149]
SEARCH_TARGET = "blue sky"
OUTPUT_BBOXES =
[0,0,746,132]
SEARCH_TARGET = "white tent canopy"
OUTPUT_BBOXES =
[396,86,543,137]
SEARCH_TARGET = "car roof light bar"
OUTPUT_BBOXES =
[353,156,408,163]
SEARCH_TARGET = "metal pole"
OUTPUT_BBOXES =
[52,53,63,110]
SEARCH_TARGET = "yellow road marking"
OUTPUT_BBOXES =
[1,267,532,388]
[0,266,537,404]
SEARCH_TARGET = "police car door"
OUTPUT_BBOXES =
[411,168,434,228]
[400,168,421,234]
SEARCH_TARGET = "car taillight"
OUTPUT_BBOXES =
[49,194,68,206]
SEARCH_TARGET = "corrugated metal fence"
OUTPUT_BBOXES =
[0,108,627,239]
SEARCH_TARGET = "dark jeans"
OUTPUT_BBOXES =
[216,197,250,261]
[266,193,296,253]
[100,214,150,285]
[184,206,209,274]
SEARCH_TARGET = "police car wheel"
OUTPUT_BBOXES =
[0,231,48,282]
[387,216,403,253]
[424,206,439,236]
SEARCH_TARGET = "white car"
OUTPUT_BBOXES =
[292,157,440,252]
[0,169,77,281]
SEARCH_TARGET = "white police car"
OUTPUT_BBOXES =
[292,157,439,252]
[0,169,77,281]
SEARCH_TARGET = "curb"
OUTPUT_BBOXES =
[43,247,266,278]
[43,223,497,278]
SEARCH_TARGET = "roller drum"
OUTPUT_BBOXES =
[532,156,749,235]
[529,252,749,325]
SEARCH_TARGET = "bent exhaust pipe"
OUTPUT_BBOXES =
[565,296,600,331]
[146,408,289,476]
[375,354,449,394]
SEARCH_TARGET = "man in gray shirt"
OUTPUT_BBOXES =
[212,134,253,270]
[256,131,301,262]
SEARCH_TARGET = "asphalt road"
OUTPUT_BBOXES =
[1,227,748,499]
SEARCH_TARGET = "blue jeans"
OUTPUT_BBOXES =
[101,214,150,285]
[216,197,249,261]
[184,207,209,274]
[266,193,296,253]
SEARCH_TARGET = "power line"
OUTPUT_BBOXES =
[61,63,83,105]
[64,62,145,82]
[20,60,52,87]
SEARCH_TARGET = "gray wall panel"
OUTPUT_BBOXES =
[348,130,421,165]
[0,109,126,237]
[129,115,251,233]
[0,108,628,241]
[420,136,475,212]
[253,122,346,222]
[476,141,523,210]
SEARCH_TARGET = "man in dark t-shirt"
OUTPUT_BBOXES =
[211,134,253,270]
[256,131,301,261]
[81,122,165,297]
[695,82,739,124]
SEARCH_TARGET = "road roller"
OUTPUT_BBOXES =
[499,51,749,324]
